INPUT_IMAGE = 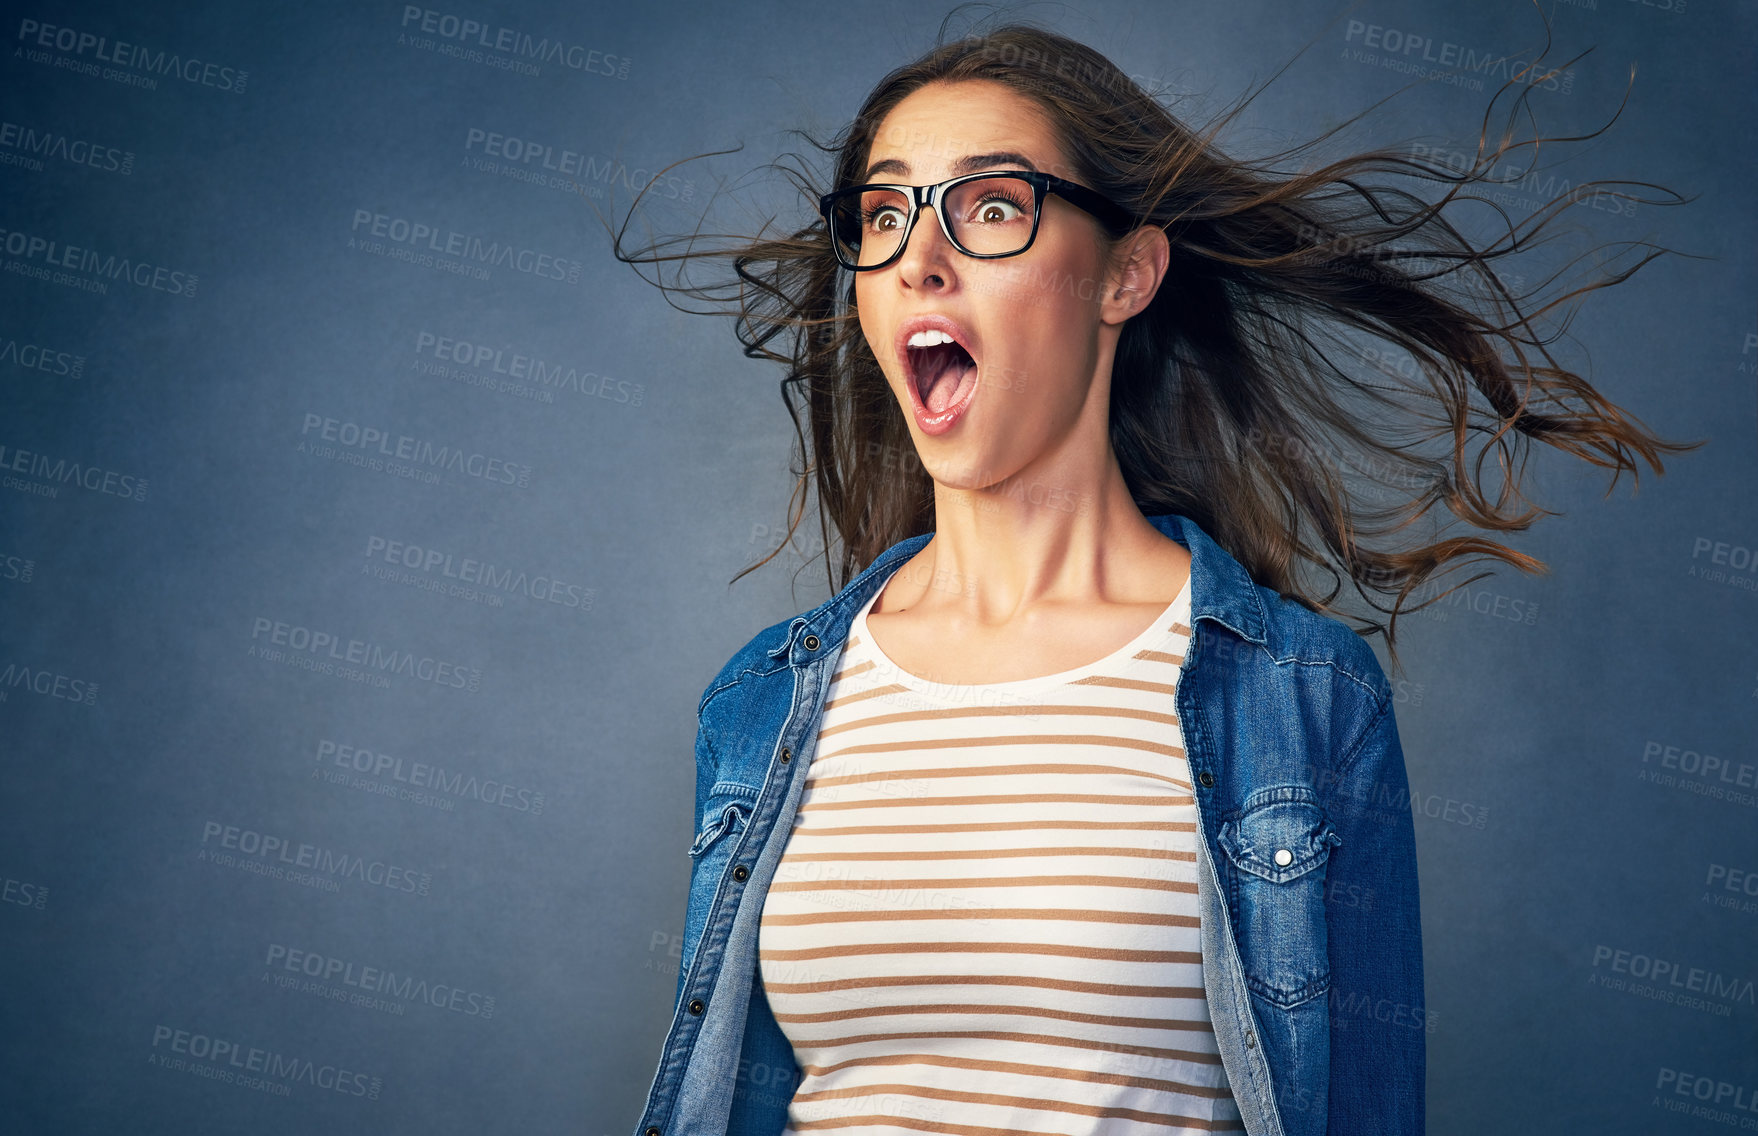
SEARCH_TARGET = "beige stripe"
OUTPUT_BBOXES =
[825,683,910,710]
[788,1114,1071,1136]
[1133,649,1185,665]
[764,971,1207,1000]
[1173,621,1193,636]
[791,1081,1240,1128]
[782,1026,1224,1065]
[801,1050,1234,1099]
[762,907,1200,928]
[818,733,1185,762]
[806,762,1185,790]
[1069,675,1179,696]
[770,873,1195,895]
[792,819,1197,836]
[817,703,1180,739]
[761,941,1202,964]
[831,658,876,683]
[779,845,1197,862]
[798,791,1191,813]
[773,1000,1217,1033]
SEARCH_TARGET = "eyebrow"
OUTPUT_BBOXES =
[862,150,1041,182]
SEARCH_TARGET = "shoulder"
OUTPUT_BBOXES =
[1252,583,1393,713]
[691,532,933,716]
[696,612,796,715]
[692,610,823,781]
[1237,586,1403,785]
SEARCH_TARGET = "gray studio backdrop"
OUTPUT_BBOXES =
[2,1,1754,1133]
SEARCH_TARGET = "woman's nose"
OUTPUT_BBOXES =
[895,205,955,290]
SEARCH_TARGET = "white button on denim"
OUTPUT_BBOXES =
[1274,848,1293,867]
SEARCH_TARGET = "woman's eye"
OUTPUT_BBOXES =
[870,207,905,231]
[974,198,1024,224]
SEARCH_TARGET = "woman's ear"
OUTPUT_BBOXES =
[1100,225,1171,326]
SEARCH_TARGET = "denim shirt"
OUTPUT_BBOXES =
[632,512,1425,1136]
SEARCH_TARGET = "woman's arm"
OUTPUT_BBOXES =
[1324,697,1428,1133]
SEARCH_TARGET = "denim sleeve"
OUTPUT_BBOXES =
[675,716,718,1008]
[1324,696,1427,1134]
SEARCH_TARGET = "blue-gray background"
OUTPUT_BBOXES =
[2,1,1754,1133]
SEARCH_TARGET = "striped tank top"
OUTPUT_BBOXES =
[757,574,1246,1135]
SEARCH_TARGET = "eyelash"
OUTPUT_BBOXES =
[858,188,1033,226]
[972,189,1032,214]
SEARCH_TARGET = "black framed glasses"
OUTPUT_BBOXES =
[818,170,1135,272]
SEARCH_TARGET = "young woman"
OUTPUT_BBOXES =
[622,21,1693,1136]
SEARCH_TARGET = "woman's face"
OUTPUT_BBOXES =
[854,79,1127,494]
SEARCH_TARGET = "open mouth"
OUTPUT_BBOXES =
[905,330,979,414]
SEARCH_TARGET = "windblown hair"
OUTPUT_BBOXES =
[610,14,1700,666]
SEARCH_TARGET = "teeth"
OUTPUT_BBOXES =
[907,329,956,348]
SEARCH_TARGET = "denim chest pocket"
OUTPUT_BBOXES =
[1216,787,1342,1008]
[689,794,752,861]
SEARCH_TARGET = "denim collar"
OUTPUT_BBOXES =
[766,512,1268,666]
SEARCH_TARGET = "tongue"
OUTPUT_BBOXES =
[919,346,974,413]
[924,370,963,413]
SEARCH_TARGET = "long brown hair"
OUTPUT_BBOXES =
[610,15,1702,667]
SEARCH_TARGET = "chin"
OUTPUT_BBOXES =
[913,445,1006,493]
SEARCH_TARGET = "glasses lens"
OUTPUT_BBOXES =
[827,187,911,268]
[826,176,1039,268]
[945,176,1037,255]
